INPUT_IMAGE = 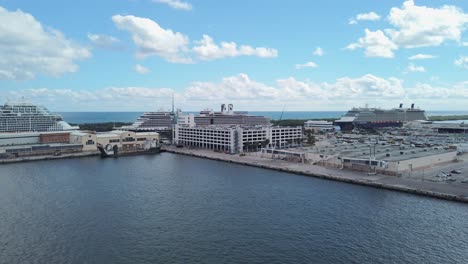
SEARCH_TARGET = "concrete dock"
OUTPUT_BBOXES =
[0,151,99,164]
[164,146,468,204]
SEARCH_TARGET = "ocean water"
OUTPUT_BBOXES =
[0,153,467,263]
[58,111,468,124]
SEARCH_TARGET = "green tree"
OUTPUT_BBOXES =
[305,130,316,145]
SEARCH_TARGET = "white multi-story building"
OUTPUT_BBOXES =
[269,126,303,148]
[304,120,334,132]
[174,124,302,153]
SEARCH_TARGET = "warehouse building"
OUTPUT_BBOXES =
[306,143,458,175]
[0,131,85,158]
[96,131,160,152]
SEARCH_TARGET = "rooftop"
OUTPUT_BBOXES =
[311,143,455,162]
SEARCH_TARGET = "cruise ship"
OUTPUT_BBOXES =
[191,104,271,126]
[121,104,271,132]
[334,104,427,131]
[120,110,176,132]
[0,102,78,133]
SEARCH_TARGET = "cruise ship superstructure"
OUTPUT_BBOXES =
[0,102,78,133]
[335,104,427,131]
[120,110,177,132]
[121,104,271,132]
[188,104,271,126]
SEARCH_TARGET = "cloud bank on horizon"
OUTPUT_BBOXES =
[0,0,467,111]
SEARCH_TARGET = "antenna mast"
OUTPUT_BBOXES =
[171,94,174,114]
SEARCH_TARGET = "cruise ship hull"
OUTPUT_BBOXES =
[335,121,403,131]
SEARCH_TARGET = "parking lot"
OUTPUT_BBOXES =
[404,154,468,184]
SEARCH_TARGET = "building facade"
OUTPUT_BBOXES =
[96,131,160,151]
[174,125,302,153]
[304,120,334,132]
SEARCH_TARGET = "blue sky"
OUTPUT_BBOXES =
[0,0,467,111]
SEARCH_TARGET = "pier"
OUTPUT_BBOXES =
[163,145,468,204]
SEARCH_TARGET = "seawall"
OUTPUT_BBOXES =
[164,147,468,204]
[0,152,100,164]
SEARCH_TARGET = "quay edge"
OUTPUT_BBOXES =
[163,147,468,204]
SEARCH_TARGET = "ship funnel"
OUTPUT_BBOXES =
[228,104,233,112]
[411,103,414,109]
[221,104,226,113]
[399,103,403,108]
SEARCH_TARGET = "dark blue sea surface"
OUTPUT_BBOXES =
[0,153,467,263]
[58,111,468,124]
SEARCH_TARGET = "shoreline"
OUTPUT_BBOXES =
[2,145,467,204]
[163,146,468,204]
[0,152,99,164]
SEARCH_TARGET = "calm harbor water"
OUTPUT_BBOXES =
[58,111,468,124]
[1,153,467,263]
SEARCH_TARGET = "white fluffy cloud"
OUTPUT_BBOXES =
[7,73,468,110]
[192,35,278,61]
[455,56,468,69]
[408,54,437,60]
[346,29,397,58]
[153,0,192,11]
[295,62,318,69]
[406,63,426,73]
[184,74,280,101]
[9,87,176,111]
[349,12,381,24]
[112,14,192,63]
[357,12,381,21]
[112,15,278,63]
[134,64,150,74]
[88,33,120,49]
[313,47,324,56]
[386,0,468,48]
[348,1,468,58]
[6,74,414,110]
[0,6,91,80]
[323,74,405,99]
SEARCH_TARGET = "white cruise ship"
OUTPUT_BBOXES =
[0,102,78,133]
[335,103,428,130]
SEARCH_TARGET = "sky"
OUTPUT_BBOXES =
[0,0,467,111]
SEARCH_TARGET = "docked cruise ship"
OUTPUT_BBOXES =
[334,104,427,131]
[191,104,270,126]
[121,104,271,132]
[0,102,78,133]
[120,110,176,132]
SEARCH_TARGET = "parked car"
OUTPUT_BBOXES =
[451,169,462,174]
[437,172,447,178]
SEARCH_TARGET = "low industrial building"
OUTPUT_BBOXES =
[0,132,41,146]
[174,124,302,153]
[0,131,85,158]
[305,143,458,175]
[0,131,73,146]
[96,131,160,151]
[433,123,468,134]
[0,143,83,158]
[70,131,98,152]
[304,120,334,132]
[0,129,161,160]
